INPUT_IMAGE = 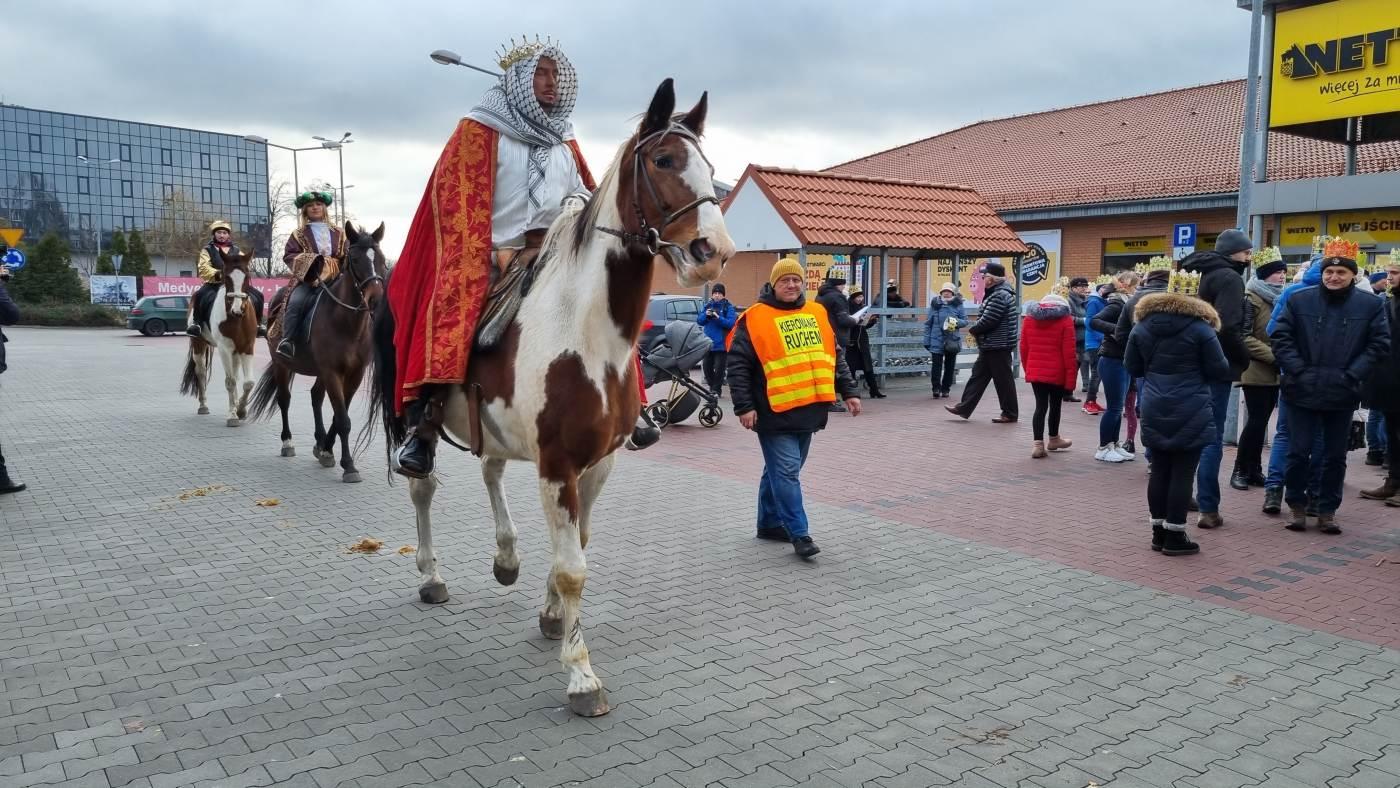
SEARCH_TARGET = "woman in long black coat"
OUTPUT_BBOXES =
[1125,289,1231,556]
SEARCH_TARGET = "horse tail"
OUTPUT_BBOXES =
[360,269,405,476]
[245,363,281,422]
[179,343,210,396]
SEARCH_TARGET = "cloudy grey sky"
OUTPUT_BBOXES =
[8,0,1254,257]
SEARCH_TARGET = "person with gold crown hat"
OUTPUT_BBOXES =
[385,36,658,479]
[275,189,346,359]
[187,219,264,338]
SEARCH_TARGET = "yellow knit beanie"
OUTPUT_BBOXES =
[770,256,804,287]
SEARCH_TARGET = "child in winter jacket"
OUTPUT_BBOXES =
[1019,293,1077,458]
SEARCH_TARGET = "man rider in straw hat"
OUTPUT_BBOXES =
[187,219,265,337]
[386,36,658,479]
[276,189,347,359]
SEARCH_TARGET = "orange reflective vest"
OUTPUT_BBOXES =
[730,302,838,412]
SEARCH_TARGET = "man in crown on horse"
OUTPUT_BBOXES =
[276,189,347,359]
[387,37,659,479]
[186,219,265,337]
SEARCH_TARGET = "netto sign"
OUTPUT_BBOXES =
[1271,0,1400,129]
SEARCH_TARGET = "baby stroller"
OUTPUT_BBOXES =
[640,320,724,428]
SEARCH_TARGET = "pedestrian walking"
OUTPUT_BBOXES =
[945,262,1020,423]
[1091,270,1140,462]
[728,258,861,558]
[1272,239,1392,534]
[924,282,967,399]
[696,283,737,395]
[1019,293,1077,458]
[1124,270,1231,556]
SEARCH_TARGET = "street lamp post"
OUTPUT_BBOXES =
[429,49,503,78]
[313,133,354,225]
[242,135,322,195]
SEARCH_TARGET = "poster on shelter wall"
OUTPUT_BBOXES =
[89,276,138,308]
[947,229,1061,306]
[802,254,851,297]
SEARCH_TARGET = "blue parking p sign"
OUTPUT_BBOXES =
[1173,223,1197,249]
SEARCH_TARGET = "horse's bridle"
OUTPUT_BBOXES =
[596,122,719,265]
[320,244,385,313]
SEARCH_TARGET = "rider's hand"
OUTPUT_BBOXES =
[739,411,757,430]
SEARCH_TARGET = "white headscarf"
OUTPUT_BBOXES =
[466,45,578,216]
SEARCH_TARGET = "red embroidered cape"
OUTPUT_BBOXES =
[387,119,596,412]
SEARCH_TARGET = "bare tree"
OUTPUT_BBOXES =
[145,189,226,266]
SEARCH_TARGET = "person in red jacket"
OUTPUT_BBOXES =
[1020,293,1078,458]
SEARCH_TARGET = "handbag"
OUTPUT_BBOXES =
[943,336,962,354]
[1348,409,1367,452]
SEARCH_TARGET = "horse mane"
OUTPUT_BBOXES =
[551,134,635,259]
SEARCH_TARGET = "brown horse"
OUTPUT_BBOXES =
[180,248,259,426]
[247,221,387,483]
[369,80,734,715]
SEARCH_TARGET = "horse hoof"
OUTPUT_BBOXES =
[568,688,610,717]
[419,582,449,604]
[493,561,519,587]
[280,447,296,457]
[226,418,241,427]
[318,454,336,468]
[197,406,210,415]
[342,471,362,484]
[538,612,565,640]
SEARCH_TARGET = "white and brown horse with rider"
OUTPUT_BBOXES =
[370,80,733,715]
[181,247,259,426]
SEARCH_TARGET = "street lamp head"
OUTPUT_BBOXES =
[77,155,90,163]
[244,134,269,144]
[430,49,462,66]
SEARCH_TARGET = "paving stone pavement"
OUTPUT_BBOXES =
[2,327,1399,788]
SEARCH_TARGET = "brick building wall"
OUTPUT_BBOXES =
[1013,208,1238,281]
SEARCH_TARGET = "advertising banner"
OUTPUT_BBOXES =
[945,229,1061,307]
[144,276,286,302]
[90,276,138,308]
[802,254,851,297]
[1270,0,1400,129]
[1327,208,1400,245]
[1280,214,1324,247]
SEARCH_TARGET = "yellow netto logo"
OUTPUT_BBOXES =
[1279,27,1398,80]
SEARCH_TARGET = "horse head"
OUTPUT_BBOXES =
[615,79,735,287]
[217,247,255,317]
[343,221,387,309]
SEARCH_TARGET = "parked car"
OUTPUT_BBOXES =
[127,295,189,336]
[641,294,704,352]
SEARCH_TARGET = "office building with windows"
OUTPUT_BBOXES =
[0,103,270,276]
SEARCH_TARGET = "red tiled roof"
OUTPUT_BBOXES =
[728,165,1028,255]
[828,80,1400,211]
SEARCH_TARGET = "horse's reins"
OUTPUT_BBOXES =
[595,123,719,265]
[319,244,384,313]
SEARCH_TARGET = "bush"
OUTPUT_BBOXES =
[14,302,126,327]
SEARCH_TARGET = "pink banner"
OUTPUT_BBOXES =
[143,276,286,301]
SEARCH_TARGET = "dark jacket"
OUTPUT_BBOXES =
[1092,292,1131,359]
[885,288,911,308]
[847,295,875,361]
[1112,276,1167,354]
[0,279,16,374]
[1180,250,1249,378]
[1366,293,1400,410]
[1124,292,1232,452]
[1272,284,1391,412]
[1018,301,1077,390]
[816,282,857,347]
[1084,289,1110,350]
[727,287,859,434]
[968,280,1018,350]
[923,295,968,352]
[695,297,738,351]
[1066,290,1088,352]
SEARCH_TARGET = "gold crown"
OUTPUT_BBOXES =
[1323,237,1360,260]
[1387,250,1400,268]
[497,35,553,71]
[1093,274,1114,287]
[1251,246,1282,266]
[1142,255,1174,273]
[1168,269,1201,296]
[1050,276,1070,296]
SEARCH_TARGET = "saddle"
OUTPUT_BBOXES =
[474,241,548,352]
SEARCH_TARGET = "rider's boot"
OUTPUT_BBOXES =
[627,406,661,451]
[276,285,310,359]
[394,386,447,479]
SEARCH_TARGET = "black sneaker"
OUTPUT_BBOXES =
[792,536,821,559]
[756,527,789,542]
[1262,487,1283,514]
[1160,528,1200,556]
[1151,523,1164,552]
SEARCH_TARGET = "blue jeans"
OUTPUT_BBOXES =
[1195,382,1233,514]
[757,432,813,538]
[1368,410,1388,455]
[1266,398,1325,493]
[1097,356,1128,446]
[1284,408,1353,514]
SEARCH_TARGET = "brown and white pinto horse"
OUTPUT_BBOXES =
[370,80,734,716]
[247,222,387,483]
[180,248,259,426]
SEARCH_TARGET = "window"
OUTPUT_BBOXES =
[121,180,133,198]
[237,157,247,173]
[79,213,93,231]
[75,138,89,158]
[77,176,90,195]
[200,152,211,170]
[28,133,41,153]
[161,148,173,166]
[238,190,249,206]
[178,270,193,278]
[201,186,213,203]
[28,173,43,190]
[666,298,701,323]
[162,183,174,199]
[123,216,134,230]
[119,143,131,161]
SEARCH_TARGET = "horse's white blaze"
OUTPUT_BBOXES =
[365,248,376,265]
[227,270,246,316]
